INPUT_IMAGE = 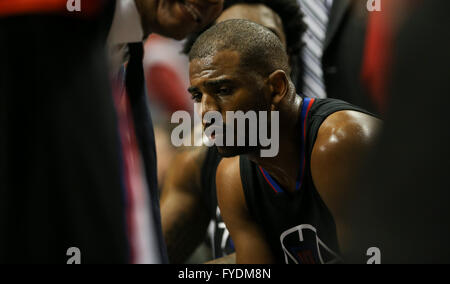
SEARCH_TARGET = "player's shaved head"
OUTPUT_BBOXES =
[189,19,290,78]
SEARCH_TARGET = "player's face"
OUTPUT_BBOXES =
[138,0,224,40]
[189,50,271,157]
[215,3,286,47]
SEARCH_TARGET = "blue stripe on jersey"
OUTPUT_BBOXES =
[260,167,284,193]
[296,98,315,191]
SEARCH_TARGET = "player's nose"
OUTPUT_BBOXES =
[201,94,219,127]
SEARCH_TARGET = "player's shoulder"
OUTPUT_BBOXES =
[313,110,382,159]
[216,156,241,188]
[216,157,246,207]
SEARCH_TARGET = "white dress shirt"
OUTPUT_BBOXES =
[107,0,144,74]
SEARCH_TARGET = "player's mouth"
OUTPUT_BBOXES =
[204,126,216,140]
[204,120,222,141]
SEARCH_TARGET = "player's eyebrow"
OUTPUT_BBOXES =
[203,79,234,89]
[187,86,200,94]
[188,79,234,94]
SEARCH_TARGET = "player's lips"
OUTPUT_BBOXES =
[204,125,216,140]
[204,120,226,141]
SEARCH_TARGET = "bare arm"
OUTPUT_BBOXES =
[134,0,224,39]
[160,147,211,264]
[216,157,275,264]
[311,110,382,252]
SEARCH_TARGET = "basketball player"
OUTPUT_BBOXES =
[160,0,305,264]
[187,19,381,264]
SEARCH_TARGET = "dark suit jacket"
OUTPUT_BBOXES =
[0,2,168,264]
[0,3,130,263]
[322,0,376,113]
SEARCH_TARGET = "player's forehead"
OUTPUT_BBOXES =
[189,49,243,84]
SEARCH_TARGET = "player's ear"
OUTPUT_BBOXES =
[267,70,289,111]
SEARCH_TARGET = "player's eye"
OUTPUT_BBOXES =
[191,92,203,103]
[218,87,233,96]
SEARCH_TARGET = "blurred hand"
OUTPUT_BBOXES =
[135,0,224,40]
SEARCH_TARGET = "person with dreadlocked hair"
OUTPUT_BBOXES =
[160,0,305,264]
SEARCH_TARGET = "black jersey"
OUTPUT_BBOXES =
[240,98,373,264]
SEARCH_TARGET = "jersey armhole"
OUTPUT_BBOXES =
[239,156,257,218]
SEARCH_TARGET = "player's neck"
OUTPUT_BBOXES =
[248,95,303,193]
